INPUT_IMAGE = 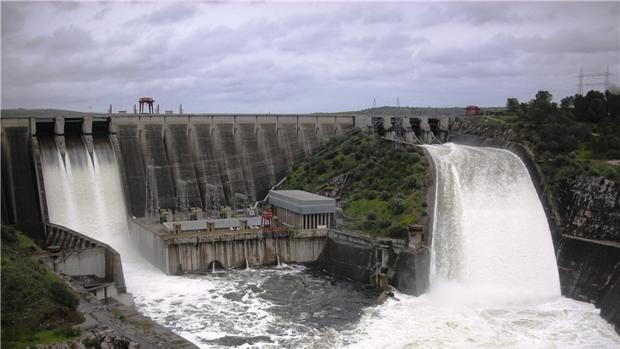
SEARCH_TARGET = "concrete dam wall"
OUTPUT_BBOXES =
[111,115,354,218]
[0,113,356,229]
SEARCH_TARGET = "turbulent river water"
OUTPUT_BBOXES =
[40,137,619,348]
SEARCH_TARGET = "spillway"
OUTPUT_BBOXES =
[345,143,619,348]
[428,143,560,302]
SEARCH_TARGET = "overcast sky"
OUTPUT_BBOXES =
[2,1,619,113]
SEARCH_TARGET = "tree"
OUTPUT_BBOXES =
[535,90,553,103]
[560,96,574,111]
[586,98,607,123]
[388,197,406,214]
[528,90,556,121]
[573,94,588,121]
[606,90,620,118]
[506,98,520,114]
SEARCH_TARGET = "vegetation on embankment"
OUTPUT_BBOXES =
[1,225,83,348]
[463,89,620,190]
[284,129,429,238]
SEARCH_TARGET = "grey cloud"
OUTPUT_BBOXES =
[1,2,619,112]
[129,3,197,25]
[1,2,26,35]
[92,4,110,21]
[421,28,619,67]
[360,6,404,24]
[147,3,197,24]
[52,1,80,12]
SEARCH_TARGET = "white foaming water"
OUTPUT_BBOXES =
[427,143,560,303]
[344,143,619,348]
[40,139,619,348]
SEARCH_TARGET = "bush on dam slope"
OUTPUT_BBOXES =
[285,130,430,238]
[1,225,83,348]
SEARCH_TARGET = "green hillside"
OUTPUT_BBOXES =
[1,225,82,348]
[285,129,430,237]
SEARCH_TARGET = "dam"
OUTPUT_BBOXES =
[1,110,618,347]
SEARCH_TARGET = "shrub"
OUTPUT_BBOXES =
[378,219,391,229]
[388,198,405,215]
[363,190,377,200]
[49,282,78,308]
[387,224,408,238]
[362,220,376,230]
[366,211,377,221]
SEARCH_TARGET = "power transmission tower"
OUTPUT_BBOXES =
[578,66,614,94]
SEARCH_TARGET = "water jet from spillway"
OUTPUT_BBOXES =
[425,143,560,306]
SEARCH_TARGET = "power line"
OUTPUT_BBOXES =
[578,66,613,94]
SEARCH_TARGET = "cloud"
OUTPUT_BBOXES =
[1,1,619,112]
[1,2,26,35]
[128,3,197,25]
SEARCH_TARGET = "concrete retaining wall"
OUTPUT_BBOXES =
[52,247,107,278]
[127,219,170,272]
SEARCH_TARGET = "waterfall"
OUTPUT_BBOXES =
[424,143,560,303]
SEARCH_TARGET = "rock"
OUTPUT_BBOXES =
[558,176,620,242]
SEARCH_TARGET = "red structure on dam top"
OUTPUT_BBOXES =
[261,209,273,229]
[139,97,155,114]
[464,105,481,116]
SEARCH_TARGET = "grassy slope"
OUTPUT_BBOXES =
[1,225,82,348]
[284,130,429,238]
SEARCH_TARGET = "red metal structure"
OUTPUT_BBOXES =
[139,97,155,114]
[465,105,481,116]
[261,209,273,229]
